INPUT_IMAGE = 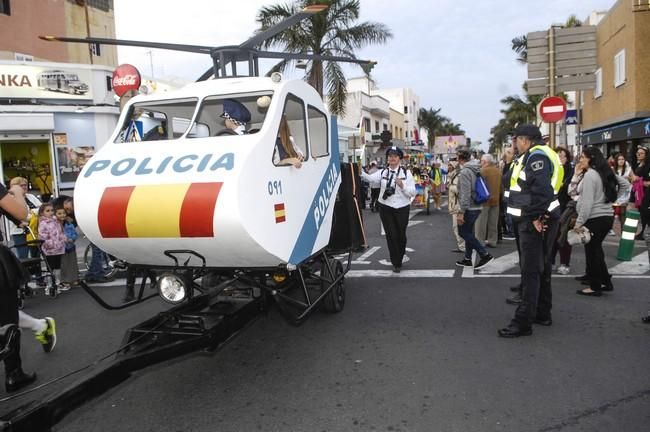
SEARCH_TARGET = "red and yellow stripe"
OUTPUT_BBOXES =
[274,203,286,223]
[98,182,222,238]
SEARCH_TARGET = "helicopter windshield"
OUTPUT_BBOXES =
[114,98,199,143]
[188,92,274,138]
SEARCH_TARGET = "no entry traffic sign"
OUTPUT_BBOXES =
[539,96,567,123]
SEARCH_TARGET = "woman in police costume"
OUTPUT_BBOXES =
[361,146,416,272]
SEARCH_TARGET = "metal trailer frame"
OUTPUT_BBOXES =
[0,248,351,432]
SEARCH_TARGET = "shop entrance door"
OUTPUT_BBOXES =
[0,140,53,201]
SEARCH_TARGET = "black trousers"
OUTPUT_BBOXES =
[513,216,558,327]
[370,188,380,211]
[378,203,410,268]
[583,216,614,290]
[0,246,23,375]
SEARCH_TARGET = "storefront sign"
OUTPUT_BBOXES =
[112,64,141,97]
[0,65,93,100]
[433,135,466,154]
[53,133,68,146]
[580,118,650,145]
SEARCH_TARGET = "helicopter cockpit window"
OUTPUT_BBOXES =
[308,106,328,158]
[188,92,273,138]
[273,93,308,166]
[114,98,198,143]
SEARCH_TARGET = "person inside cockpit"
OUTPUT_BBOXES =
[273,115,304,168]
[219,99,251,135]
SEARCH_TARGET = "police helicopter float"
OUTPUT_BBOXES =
[0,6,371,431]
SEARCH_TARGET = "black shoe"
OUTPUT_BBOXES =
[575,275,588,282]
[5,369,37,393]
[642,315,650,324]
[451,249,465,253]
[509,284,522,292]
[456,258,473,267]
[474,254,494,270]
[601,278,614,292]
[498,325,532,338]
[576,289,602,297]
[634,233,645,241]
[506,293,522,305]
[392,266,401,273]
[533,316,552,326]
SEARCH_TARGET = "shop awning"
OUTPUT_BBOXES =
[580,117,650,146]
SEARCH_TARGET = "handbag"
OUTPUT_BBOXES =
[567,228,591,246]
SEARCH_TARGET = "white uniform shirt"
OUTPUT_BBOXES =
[361,165,416,208]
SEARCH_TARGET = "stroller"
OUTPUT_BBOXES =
[10,226,58,308]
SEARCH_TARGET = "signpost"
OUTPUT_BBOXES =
[525,26,597,148]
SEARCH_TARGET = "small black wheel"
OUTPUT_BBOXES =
[321,258,345,313]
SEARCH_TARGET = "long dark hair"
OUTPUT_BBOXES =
[582,146,617,202]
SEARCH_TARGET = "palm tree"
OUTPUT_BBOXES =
[418,107,445,144]
[255,0,392,116]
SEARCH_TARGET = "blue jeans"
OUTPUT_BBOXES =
[87,243,108,277]
[458,210,487,260]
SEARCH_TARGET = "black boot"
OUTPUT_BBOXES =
[601,276,614,292]
[5,369,37,392]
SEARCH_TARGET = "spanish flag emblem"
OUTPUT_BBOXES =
[274,203,286,223]
[98,182,222,238]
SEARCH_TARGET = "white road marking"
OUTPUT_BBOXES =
[352,246,381,265]
[476,251,519,274]
[609,253,650,275]
[346,269,455,278]
[408,220,424,228]
[379,255,410,266]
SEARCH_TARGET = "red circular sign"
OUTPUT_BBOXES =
[539,96,567,123]
[112,64,141,97]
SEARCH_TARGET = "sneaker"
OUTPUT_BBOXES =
[557,265,570,275]
[608,229,616,236]
[34,317,56,353]
[57,283,71,292]
[474,254,494,270]
[502,234,516,241]
[455,258,473,267]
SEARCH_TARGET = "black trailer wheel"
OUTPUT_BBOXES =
[321,258,345,313]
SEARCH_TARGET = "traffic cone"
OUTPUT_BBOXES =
[617,209,640,261]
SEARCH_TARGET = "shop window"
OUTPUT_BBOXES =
[594,68,602,99]
[189,92,273,138]
[106,75,112,91]
[614,49,626,87]
[90,43,101,57]
[0,0,10,15]
[114,98,198,142]
[14,53,33,62]
[308,105,328,159]
[374,120,380,133]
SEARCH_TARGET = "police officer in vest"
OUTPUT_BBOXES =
[499,124,563,338]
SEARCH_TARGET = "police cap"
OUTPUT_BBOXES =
[221,99,251,124]
[512,124,542,141]
[385,146,404,159]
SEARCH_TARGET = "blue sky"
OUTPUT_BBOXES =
[114,0,616,147]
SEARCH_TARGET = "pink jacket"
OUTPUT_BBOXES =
[632,178,645,208]
[38,216,66,256]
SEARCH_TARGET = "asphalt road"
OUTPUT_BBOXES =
[2,206,649,432]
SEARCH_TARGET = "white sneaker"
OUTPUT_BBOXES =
[608,229,616,236]
[557,265,570,275]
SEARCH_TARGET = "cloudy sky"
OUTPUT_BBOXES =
[114,0,615,146]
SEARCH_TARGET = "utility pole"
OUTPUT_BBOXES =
[83,1,93,65]
[548,26,556,148]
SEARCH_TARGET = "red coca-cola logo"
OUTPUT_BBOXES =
[112,64,141,97]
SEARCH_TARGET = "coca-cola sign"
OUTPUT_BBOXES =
[112,64,141,97]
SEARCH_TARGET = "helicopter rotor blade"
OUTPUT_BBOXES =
[257,51,374,66]
[39,35,213,54]
[239,4,328,49]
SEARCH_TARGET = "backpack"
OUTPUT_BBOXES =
[474,173,491,204]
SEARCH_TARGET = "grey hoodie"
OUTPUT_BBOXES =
[458,159,483,212]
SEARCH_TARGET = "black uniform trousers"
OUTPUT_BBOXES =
[378,203,410,268]
[513,215,559,327]
[0,246,26,375]
[370,188,381,211]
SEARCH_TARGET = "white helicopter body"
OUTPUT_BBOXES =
[76,77,341,268]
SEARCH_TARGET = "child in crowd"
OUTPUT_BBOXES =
[57,205,79,289]
[37,203,66,292]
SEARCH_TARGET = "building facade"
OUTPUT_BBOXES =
[0,0,118,66]
[579,0,650,156]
